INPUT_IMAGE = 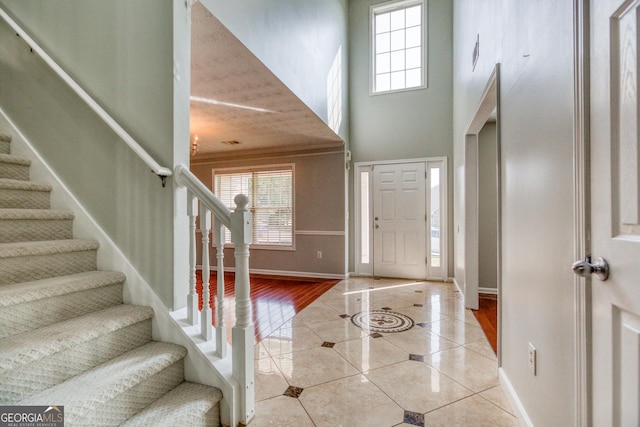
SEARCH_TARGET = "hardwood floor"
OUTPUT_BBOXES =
[472,294,498,354]
[196,271,338,343]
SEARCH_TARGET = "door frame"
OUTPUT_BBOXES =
[573,0,590,424]
[463,65,501,315]
[354,157,448,280]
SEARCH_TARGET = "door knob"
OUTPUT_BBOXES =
[572,256,609,281]
[375,224,379,229]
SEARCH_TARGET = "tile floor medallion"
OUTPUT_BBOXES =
[350,310,415,333]
[253,277,518,426]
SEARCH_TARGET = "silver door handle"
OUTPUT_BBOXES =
[572,256,609,281]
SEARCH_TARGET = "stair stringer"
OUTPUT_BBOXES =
[0,108,238,427]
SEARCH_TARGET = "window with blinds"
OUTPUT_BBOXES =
[214,166,293,248]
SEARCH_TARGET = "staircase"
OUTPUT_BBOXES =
[0,131,223,426]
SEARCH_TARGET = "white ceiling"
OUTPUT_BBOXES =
[190,3,343,159]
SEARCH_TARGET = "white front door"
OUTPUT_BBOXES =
[591,0,640,424]
[372,162,426,279]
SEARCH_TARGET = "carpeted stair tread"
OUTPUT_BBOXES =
[0,239,98,259]
[0,208,74,220]
[121,382,222,427]
[0,209,75,243]
[0,134,10,155]
[0,155,30,181]
[0,272,125,339]
[0,304,153,372]
[0,179,51,209]
[0,271,125,308]
[18,342,187,425]
[0,178,51,192]
[0,154,30,166]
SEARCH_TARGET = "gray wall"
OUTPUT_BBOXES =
[454,0,577,425]
[191,151,345,276]
[0,0,178,308]
[348,0,454,276]
[199,0,349,141]
[478,122,497,290]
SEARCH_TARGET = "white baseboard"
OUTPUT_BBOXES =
[453,277,464,294]
[499,367,534,427]
[446,276,455,282]
[199,265,346,280]
[479,287,498,295]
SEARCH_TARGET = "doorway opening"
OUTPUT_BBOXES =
[463,65,501,356]
[355,157,447,281]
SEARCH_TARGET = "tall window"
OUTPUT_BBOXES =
[214,166,293,248]
[371,0,425,94]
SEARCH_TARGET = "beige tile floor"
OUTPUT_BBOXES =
[251,277,518,427]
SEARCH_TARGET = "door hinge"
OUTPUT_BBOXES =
[425,257,428,264]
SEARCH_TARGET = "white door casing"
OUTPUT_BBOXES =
[372,162,427,279]
[591,0,640,424]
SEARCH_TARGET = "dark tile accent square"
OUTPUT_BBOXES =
[339,314,350,319]
[404,410,425,426]
[409,354,425,362]
[321,341,335,348]
[283,385,304,399]
[370,332,383,338]
[416,322,429,328]
[413,303,424,307]
[381,307,392,311]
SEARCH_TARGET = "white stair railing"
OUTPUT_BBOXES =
[174,164,255,425]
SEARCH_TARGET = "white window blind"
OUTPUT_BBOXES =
[214,167,293,247]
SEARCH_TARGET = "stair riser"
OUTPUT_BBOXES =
[0,142,9,155]
[0,283,123,339]
[0,163,29,181]
[0,219,73,243]
[68,361,185,426]
[0,250,97,285]
[0,188,50,209]
[0,319,152,404]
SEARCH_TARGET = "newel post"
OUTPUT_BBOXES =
[231,194,255,425]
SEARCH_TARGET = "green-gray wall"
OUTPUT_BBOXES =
[348,0,453,275]
[454,0,577,424]
[0,0,178,308]
[191,151,345,276]
[478,122,497,290]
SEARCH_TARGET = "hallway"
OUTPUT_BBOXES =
[250,277,517,426]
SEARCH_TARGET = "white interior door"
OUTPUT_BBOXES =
[590,1,640,424]
[372,162,426,279]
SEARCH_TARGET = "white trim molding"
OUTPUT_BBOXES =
[199,265,346,281]
[499,368,533,427]
[478,287,498,295]
[295,230,345,236]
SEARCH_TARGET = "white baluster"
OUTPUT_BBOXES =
[200,205,213,341]
[231,194,255,425]
[214,220,227,358]
[187,192,199,326]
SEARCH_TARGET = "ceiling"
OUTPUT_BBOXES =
[190,3,343,160]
